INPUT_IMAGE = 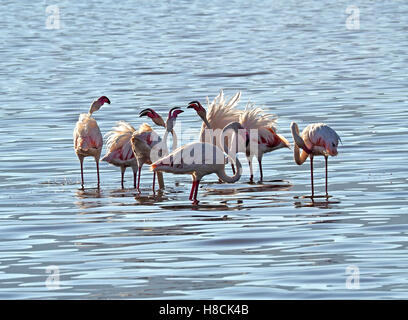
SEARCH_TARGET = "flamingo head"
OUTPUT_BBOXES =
[98,96,111,105]
[168,106,184,119]
[187,100,206,120]
[327,140,339,156]
[89,96,110,115]
[166,107,184,132]
[139,108,166,128]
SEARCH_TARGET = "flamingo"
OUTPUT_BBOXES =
[131,107,183,192]
[290,122,341,197]
[73,96,111,189]
[101,121,139,189]
[101,108,169,189]
[150,123,243,204]
[224,105,291,182]
[187,90,241,174]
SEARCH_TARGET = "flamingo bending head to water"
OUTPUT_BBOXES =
[73,96,110,189]
[290,122,341,197]
[150,122,243,204]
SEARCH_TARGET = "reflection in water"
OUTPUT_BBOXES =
[76,188,102,198]
[75,188,104,210]
[134,190,170,205]
[293,195,341,209]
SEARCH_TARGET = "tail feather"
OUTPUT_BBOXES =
[105,121,136,152]
[240,103,277,130]
[205,89,242,128]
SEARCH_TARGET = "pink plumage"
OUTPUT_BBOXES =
[101,121,138,189]
[74,114,103,154]
[73,96,110,189]
[151,141,242,204]
[291,122,341,197]
[225,104,291,182]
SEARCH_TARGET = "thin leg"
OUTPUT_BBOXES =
[248,158,253,182]
[325,156,328,197]
[133,170,137,189]
[80,157,84,189]
[152,172,156,192]
[121,167,125,189]
[137,166,142,191]
[189,180,196,200]
[258,158,263,182]
[157,172,165,190]
[310,155,314,197]
[96,160,100,189]
[193,179,200,203]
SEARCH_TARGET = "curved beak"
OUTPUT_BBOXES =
[187,100,200,109]
[169,106,184,119]
[139,108,154,117]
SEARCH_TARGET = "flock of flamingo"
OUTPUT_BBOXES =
[73,91,341,203]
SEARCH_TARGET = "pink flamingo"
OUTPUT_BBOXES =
[187,90,241,174]
[101,121,139,189]
[131,107,183,192]
[151,123,243,204]
[187,90,241,144]
[101,108,168,189]
[73,96,110,189]
[224,105,291,182]
[290,122,341,197]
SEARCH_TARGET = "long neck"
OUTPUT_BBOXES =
[291,122,309,165]
[162,129,170,154]
[199,115,213,144]
[216,155,242,183]
[170,129,177,151]
[88,101,101,116]
[203,117,211,129]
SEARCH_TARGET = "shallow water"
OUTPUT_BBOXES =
[1,0,408,299]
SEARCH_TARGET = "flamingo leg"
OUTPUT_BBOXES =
[248,157,253,182]
[80,157,84,189]
[137,166,142,191]
[121,167,125,189]
[258,159,263,182]
[152,172,156,192]
[193,179,200,203]
[189,180,196,200]
[96,160,100,189]
[133,170,137,189]
[310,155,314,197]
[325,156,328,197]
